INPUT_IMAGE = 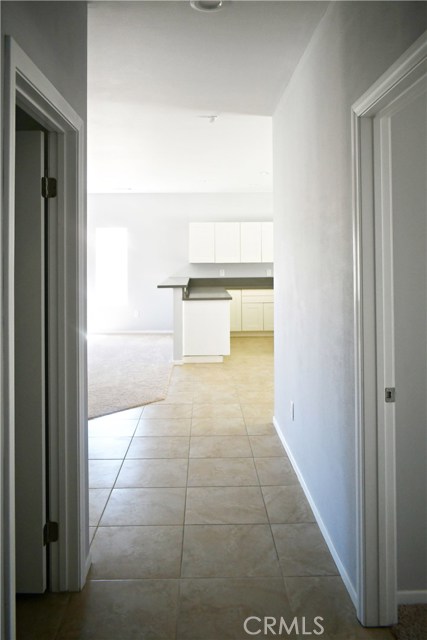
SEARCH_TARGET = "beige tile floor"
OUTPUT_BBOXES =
[17,338,394,639]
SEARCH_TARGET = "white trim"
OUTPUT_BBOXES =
[0,6,4,638]
[352,33,427,117]
[373,112,398,626]
[273,417,357,609]
[397,591,427,605]
[2,37,89,634]
[352,31,427,628]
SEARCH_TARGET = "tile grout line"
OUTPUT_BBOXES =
[89,407,143,551]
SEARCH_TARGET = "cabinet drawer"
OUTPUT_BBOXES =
[242,289,274,304]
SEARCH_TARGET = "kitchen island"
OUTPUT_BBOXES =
[158,270,274,363]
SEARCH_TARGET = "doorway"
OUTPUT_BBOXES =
[14,108,52,594]
[353,33,427,627]
[2,37,88,636]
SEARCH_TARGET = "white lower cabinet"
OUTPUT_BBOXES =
[230,289,274,332]
[263,302,274,331]
[227,290,242,331]
[242,303,264,331]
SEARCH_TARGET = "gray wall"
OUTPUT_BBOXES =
[392,91,427,591]
[2,1,87,119]
[273,1,427,593]
[88,193,273,332]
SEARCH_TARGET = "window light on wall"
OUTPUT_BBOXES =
[95,227,128,306]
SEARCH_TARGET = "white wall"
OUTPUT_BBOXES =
[273,1,427,597]
[87,193,273,333]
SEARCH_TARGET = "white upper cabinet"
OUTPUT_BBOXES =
[188,221,273,263]
[240,222,262,263]
[189,222,215,263]
[261,222,274,262]
[215,222,240,263]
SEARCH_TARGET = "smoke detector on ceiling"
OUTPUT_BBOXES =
[190,1,223,12]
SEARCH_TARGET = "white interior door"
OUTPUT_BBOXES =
[15,131,47,593]
[374,76,427,620]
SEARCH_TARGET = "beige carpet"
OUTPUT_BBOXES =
[391,605,427,640]
[88,333,173,419]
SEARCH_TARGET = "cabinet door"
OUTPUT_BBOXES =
[242,303,264,331]
[261,222,274,262]
[263,302,274,331]
[189,222,215,263]
[240,222,262,263]
[228,289,242,331]
[215,222,240,263]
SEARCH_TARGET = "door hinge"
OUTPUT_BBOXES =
[43,521,59,545]
[385,387,396,403]
[41,176,57,199]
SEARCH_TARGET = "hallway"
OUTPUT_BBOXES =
[18,338,392,639]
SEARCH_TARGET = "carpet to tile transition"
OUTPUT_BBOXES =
[88,333,173,419]
[391,604,427,640]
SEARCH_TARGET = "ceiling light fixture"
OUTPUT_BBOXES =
[190,1,223,13]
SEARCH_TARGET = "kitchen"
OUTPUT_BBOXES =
[159,220,274,362]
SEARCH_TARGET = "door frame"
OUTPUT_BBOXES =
[2,37,89,637]
[352,31,427,627]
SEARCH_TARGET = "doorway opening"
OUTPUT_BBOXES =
[353,32,427,627]
[14,106,51,596]
[2,37,88,636]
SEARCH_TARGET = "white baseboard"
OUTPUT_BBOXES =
[273,416,358,610]
[397,590,427,605]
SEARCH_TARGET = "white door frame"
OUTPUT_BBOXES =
[2,37,90,637]
[352,31,427,627]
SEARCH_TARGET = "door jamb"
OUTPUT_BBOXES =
[352,31,427,627]
[2,36,89,637]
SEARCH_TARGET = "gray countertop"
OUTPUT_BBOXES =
[157,276,190,289]
[158,269,273,301]
[189,276,273,289]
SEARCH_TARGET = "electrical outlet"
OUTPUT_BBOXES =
[133,310,140,318]
[267,268,272,276]
[219,269,225,277]
[290,401,295,421]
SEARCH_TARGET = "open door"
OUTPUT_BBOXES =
[373,76,427,618]
[14,131,47,593]
[353,33,427,626]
